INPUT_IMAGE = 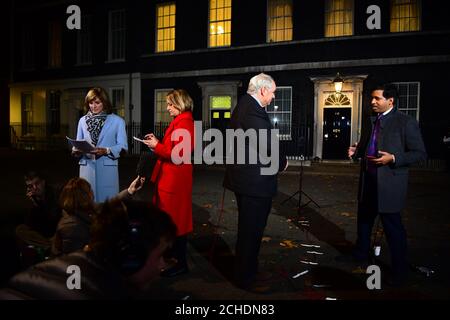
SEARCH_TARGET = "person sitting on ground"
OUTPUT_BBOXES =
[51,176,146,257]
[0,198,177,299]
[15,170,61,263]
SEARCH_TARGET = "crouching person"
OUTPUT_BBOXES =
[0,198,176,299]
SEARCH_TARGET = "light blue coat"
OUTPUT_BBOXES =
[76,114,128,203]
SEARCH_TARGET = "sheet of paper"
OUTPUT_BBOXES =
[133,136,146,143]
[66,136,95,153]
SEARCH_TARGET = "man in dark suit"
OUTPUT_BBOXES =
[223,73,288,292]
[347,83,427,285]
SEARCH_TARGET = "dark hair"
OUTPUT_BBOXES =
[89,198,177,273]
[59,178,96,217]
[24,170,46,182]
[84,87,113,114]
[371,83,399,106]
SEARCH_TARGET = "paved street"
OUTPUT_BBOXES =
[1,150,449,300]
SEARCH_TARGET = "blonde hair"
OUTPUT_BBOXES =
[84,87,112,114]
[166,89,193,113]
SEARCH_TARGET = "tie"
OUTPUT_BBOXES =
[367,114,382,174]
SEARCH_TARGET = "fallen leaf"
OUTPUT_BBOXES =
[202,203,213,209]
[351,267,366,274]
[261,236,272,242]
[280,240,298,248]
[340,212,351,217]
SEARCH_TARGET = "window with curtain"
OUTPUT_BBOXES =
[209,0,232,47]
[267,87,292,138]
[156,3,176,52]
[155,89,173,125]
[324,0,353,37]
[392,82,420,120]
[108,9,126,61]
[77,15,92,65]
[48,21,62,68]
[267,0,293,43]
[390,0,421,32]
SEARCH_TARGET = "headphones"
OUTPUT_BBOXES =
[118,219,148,275]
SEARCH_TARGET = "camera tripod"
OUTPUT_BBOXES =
[281,156,320,212]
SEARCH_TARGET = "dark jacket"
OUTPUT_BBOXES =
[51,210,91,257]
[0,250,127,300]
[25,185,60,238]
[223,94,287,198]
[355,109,427,212]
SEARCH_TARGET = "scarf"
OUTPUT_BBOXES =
[85,111,107,146]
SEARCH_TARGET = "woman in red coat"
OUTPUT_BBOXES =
[143,89,194,277]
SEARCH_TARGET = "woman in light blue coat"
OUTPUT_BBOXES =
[73,87,128,203]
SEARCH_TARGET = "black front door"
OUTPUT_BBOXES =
[210,109,231,133]
[322,108,351,159]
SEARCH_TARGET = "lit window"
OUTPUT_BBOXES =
[210,96,232,109]
[324,0,354,37]
[156,3,176,52]
[267,0,293,43]
[48,21,62,68]
[392,82,420,120]
[209,0,232,47]
[390,0,421,32]
[267,87,292,138]
[155,89,173,125]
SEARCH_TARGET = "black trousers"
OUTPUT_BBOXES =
[234,193,272,288]
[355,174,408,278]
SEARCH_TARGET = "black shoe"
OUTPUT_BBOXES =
[161,263,189,277]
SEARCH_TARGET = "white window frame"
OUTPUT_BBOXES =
[155,2,176,53]
[208,0,232,48]
[154,88,173,126]
[266,0,293,43]
[267,86,293,140]
[324,0,354,38]
[392,82,421,121]
[110,87,126,119]
[390,0,422,33]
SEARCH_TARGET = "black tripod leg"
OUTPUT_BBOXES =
[281,190,299,205]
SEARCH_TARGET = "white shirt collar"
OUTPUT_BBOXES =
[250,94,264,108]
[382,107,394,116]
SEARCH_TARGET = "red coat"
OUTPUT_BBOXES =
[151,111,194,236]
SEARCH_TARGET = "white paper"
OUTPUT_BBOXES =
[66,136,95,153]
[133,136,146,143]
